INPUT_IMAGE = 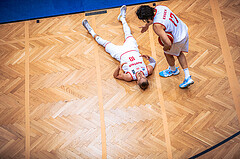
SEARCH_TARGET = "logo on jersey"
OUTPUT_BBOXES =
[129,61,143,67]
[129,56,135,62]
[132,70,136,74]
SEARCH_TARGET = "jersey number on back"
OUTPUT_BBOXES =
[169,12,179,27]
[129,56,135,62]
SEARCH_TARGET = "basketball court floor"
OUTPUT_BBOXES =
[0,0,239,158]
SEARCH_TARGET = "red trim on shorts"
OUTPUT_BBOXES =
[105,42,111,48]
[124,36,133,43]
[127,72,134,80]
[120,50,138,60]
[153,22,166,30]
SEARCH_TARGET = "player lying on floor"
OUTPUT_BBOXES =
[82,5,156,90]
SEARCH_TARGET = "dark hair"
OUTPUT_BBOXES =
[136,5,155,21]
[139,80,149,90]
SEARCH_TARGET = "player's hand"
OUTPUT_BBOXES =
[163,45,171,52]
[140,55,150,60]
[139,26,149,33]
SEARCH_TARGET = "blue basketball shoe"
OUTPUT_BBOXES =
[159,67,179,77]
[179,76,194,89]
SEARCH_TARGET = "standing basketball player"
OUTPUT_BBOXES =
[136,5,194,88]
[82,5,156,90]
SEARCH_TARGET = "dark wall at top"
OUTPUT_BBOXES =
[0,0,161,24]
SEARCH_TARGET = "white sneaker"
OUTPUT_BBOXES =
[82,19,93,33]
[118,5,127,21]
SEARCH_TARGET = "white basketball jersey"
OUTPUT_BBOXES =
[153,5,188,43]
[120,50,149,80]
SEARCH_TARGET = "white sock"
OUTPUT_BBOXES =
[89,30,96,38]
[95,36,108,47]
[121,18,132,39]
[169,65,176,72]
[183,68,190,79]
[120,17,126,23]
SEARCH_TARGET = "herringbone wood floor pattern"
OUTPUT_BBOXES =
[0,0,239,158]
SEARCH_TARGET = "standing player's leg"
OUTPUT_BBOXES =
[177,34,194,88]
[177,52,194,88]
[159,53,180,77]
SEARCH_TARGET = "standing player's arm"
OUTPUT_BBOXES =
[140,21,153,33]
[153,23,172,51]
[113,65,132,82]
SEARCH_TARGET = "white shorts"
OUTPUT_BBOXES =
[165,33,189,56]
[105,36,139,62]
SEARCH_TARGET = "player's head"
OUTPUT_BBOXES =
[136,72,149,90]
[138,78,149,90]
[136,5,155,23]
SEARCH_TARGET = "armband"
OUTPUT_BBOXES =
[148,57,156,68]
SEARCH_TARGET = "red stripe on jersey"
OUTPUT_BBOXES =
[146,66,150,75]
[120,50,138,60]
[127,72,134,80]
[135,71,145,79]
[167,32,173,37]
[154,8,157,18]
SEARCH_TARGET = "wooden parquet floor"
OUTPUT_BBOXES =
[0,0,239,158]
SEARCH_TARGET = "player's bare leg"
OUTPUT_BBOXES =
[177,52,188,69]
[165,53,175,67]
[159,53,179,77]
[177,51,194,88]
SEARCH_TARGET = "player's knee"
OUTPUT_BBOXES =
[178,51,185,57]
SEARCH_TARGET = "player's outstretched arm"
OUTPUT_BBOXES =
[113,66,132,81]
[146,56,156,75]
[139,21,153,33]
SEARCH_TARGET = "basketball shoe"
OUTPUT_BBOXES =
[82,19,96,37]
[82,19,93,33]
[179,76,194,89]
[159,67,179,77]
[118,5,126,21]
